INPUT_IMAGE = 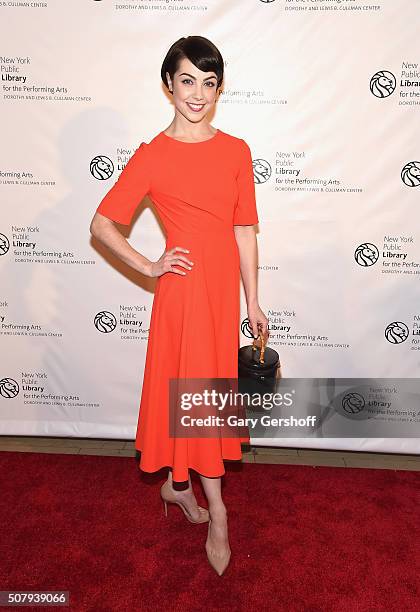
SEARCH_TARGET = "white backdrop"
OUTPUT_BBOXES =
[1,0,419,454]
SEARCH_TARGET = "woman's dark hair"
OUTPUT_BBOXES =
[161,36,224,94]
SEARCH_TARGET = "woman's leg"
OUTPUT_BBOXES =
[199,475,230,558]
[167,467,189,490]
[164,468,206,521]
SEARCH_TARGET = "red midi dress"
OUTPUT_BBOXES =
[96,128,259,481]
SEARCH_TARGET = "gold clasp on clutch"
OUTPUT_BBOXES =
[252,332,266,364]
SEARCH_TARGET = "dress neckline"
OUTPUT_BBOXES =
[160,129,220,144]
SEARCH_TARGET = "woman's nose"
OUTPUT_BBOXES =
[193,86,205,100]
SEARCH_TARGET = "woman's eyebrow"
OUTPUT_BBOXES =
[179,72,217,81]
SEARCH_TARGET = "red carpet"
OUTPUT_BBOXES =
[0,451,419,611]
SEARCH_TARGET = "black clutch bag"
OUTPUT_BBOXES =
[238,332,280,407]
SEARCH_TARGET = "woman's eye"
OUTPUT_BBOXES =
[181,79,216,87]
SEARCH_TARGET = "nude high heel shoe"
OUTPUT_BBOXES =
[160,481,209,524]
[205,519,231,576]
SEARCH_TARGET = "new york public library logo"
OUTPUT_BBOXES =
[240,317,256,339]
[401,161,420,187]
[333,381,420,427]
[0,233,10,256]
[0,378,19,399]
[385,321,409,344]
[253,157,271,184]
[369,70,396,98]
[342,392,365,415]
[354,243,379,267]
[337,386,406,422]
[90,155,114,181]
[94,310,117,333]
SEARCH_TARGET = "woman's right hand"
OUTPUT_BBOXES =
[148,246,194,278]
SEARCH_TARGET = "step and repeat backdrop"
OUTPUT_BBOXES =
[1,1,419,453]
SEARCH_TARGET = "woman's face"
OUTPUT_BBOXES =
[166,57,219,122]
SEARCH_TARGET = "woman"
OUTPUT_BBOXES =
[90,35,268,576]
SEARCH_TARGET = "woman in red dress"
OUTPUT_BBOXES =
[90,36,268,576]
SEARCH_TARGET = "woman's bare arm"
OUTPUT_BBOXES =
[90,211,194,278]
[234,225,258,305]
[234,225,268,337]
[90,211,153,277]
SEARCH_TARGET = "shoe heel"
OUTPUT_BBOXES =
[160,481,209,524]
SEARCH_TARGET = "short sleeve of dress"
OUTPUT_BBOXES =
[233,139,259,226]
[95,142,150,225]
